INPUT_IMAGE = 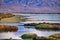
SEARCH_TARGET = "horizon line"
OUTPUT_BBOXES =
[12,12,60,14]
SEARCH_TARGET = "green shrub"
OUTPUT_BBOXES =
[35,24,60,30]
[21,33,37,39]
[49,34,60,38]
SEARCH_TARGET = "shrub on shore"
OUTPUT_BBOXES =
[21,33,60,40]
[21,33,37,39]
[0,25,18,32]
[49,34,60,39]
[24,23,60,31]
[35,23,60,31]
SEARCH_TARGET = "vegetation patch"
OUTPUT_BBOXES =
[24,23,60,31]
[21,33,37,39]
[0,25,18,32]
[21,33,60,40]
[49,34,60,39]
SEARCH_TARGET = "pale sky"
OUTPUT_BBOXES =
[0,0,60,13]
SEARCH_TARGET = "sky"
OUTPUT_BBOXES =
[0,0,60,13]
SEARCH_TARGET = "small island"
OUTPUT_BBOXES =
[24,22,60,31]
[0,25,18,32]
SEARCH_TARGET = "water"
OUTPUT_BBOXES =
[0,32,21,39]
[17,24,60,37]
[0,13,60,39]
[0,23,60,39]
[18,13,60,23]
